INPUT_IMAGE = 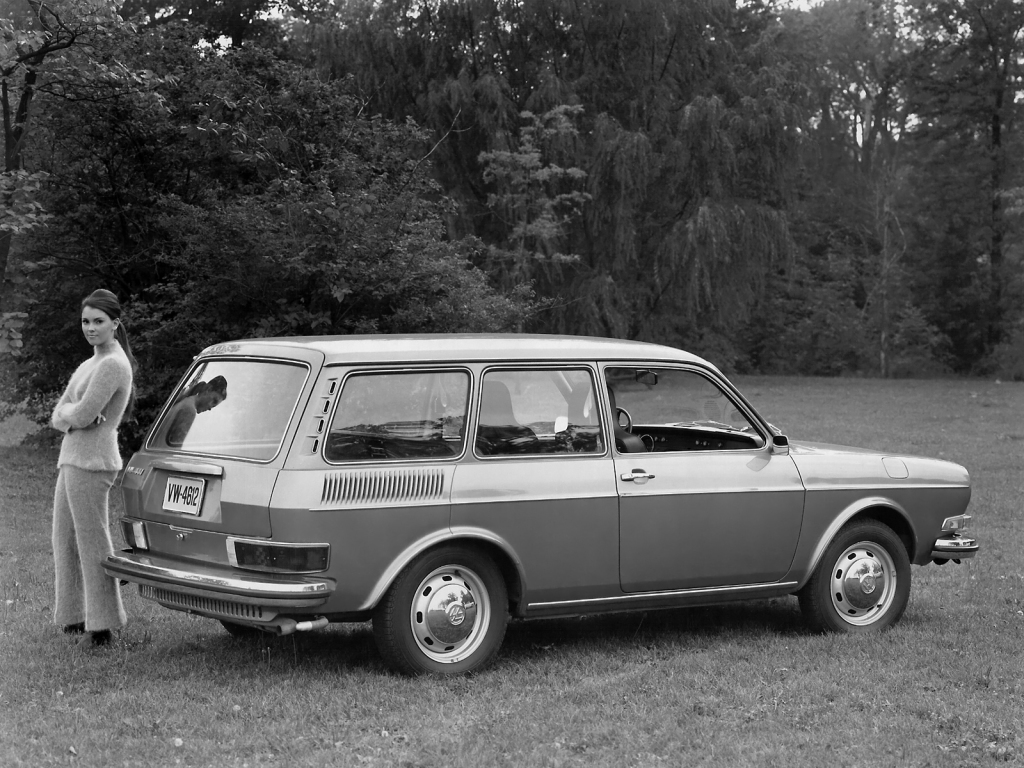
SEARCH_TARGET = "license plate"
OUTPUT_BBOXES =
[163,475,205,515]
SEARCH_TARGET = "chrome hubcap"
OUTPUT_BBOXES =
[410,565,489,663]
[829,542,897,626]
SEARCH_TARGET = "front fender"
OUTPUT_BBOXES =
[789,495,915,588]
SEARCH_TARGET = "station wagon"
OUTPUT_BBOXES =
[105,334,979,674]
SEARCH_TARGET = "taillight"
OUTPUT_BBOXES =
[120,520,149,550]
[227,539,329,573]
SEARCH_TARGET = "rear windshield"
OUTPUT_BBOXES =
[148,359,309,461]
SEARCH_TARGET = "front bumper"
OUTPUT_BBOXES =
[931,534,979,561]
[104,551,334,609]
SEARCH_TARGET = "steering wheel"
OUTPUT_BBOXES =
[616,406,633,433]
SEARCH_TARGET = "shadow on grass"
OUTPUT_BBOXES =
[138,596,809,678]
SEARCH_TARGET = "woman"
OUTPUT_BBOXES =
[162,375,227,447]
[50,289,137,647]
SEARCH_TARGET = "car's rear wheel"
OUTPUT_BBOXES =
[373,546,508,675]
[799,520,910,633]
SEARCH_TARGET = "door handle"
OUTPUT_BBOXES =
[621,469,656,484]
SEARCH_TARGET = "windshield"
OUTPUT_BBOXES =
[149,359,309,461]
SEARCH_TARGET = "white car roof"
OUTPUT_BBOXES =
[200,333,714,368]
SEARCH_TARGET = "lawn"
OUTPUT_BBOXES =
[1,376,1022,768]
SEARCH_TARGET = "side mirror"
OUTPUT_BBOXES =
[771,434,790,456]
[635,370,658,386]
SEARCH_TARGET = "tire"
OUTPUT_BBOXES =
[798,520,911,633]
[220,620,262,639]
[373,546,508,675]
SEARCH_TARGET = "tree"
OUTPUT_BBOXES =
[13,25,531,446]
[305,0,802,350]
[478,105,590,326]
[118,0,290,47]
[1,0,128,312]
[903,0,1024,367]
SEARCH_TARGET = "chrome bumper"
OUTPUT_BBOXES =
[104,552,333,607]
[931,534,979,561]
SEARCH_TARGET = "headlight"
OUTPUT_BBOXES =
[227,539,330,573]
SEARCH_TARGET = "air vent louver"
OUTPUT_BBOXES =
[320,468,446,507]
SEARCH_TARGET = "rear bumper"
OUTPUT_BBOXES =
[931,534,979,561]
[104,551,334,608]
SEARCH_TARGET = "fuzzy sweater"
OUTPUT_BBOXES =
[50,340,133,471]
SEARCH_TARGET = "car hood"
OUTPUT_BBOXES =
[787,440,970,488]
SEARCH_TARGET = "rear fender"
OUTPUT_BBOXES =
[358,527,527,614]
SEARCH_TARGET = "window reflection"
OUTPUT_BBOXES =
[325,371,469,462]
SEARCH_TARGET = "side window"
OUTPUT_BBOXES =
[605,367,765,452]
[325,370,469,462]
[476,369,604,457]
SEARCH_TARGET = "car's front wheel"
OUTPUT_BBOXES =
[799,520,910,632]
[373,546,508,675]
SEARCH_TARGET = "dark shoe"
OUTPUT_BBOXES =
[77,629,113,649]
[62,622,86,634]
[91,629,112,646]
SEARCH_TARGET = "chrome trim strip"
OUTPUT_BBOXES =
[612,486,802,497]
[805,483,970,491]
[449,490,615,506]
[151,460,224,477]
[931,535,979,558]
[105,553,330,596]
[321,365,475,466]
[144,356,312,465]
[528,581,800,610]
[473,364,610,461]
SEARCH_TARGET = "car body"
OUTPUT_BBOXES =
[104,334,979,674]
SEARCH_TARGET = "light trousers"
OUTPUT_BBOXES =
[52,465,127,632]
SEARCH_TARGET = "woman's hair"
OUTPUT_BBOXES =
[207,375,227,397]
[180,375,226,402]
[82,288,137,420]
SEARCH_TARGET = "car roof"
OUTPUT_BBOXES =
[202,334,714,368]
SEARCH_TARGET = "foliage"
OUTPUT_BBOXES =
[0,311,27,357]
[899,0,1024,367]
[5,0,1023,380]
[309,0,801,344]
[1,0,154,316]
[0,170,51,235]
[119,0,290,47]
[11,24,531,449]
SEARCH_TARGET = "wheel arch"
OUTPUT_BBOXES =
[359,527,527,616]
[802,497,917,587]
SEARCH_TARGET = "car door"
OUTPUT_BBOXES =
[606,365,805,593]
[450,366,620,605]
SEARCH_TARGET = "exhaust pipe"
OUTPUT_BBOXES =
[261,616,329,636]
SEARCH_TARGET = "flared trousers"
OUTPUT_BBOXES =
[52,465,127,632]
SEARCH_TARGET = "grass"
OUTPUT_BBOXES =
[1,375,1022,768]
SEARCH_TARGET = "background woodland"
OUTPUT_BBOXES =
[2,0,1022,444]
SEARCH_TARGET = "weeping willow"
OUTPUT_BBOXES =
[301,0,801,344]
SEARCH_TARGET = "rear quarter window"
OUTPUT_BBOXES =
[325,370,470,463]
[148,359,309,461]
